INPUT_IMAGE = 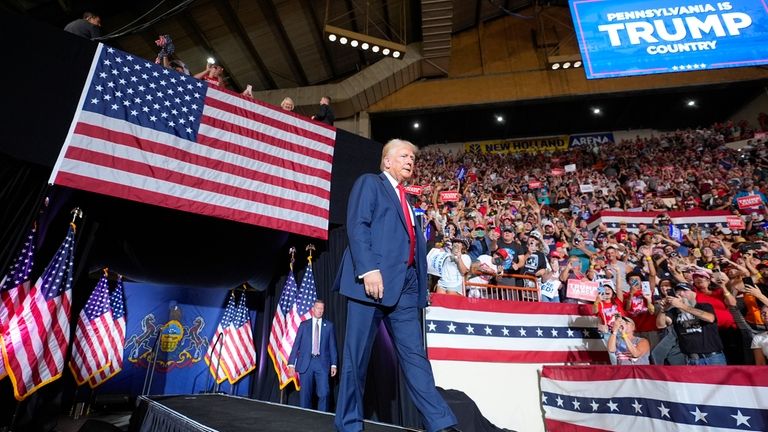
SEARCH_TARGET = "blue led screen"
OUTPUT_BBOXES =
[569,0,768,79]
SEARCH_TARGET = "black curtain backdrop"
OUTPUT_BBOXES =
[0,12,424,431]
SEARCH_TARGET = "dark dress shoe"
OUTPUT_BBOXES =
[434,427,462,432]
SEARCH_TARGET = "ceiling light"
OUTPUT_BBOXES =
[207,57,216,64]
[496,115,504,123]
[687,100,697,107]
[413,121,420,129]
[324,24,406,59]
[547,55,582,71]
[592,107,602,115]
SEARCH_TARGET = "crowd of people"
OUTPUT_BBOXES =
[417,123,768,366]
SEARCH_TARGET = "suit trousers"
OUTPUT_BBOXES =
[335,267,457,432]
[300,356,331,412]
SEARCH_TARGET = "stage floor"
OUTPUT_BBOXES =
[132,394,418,432]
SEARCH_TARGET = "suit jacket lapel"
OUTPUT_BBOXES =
[379,173,408,231]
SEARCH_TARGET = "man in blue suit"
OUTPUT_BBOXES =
[334,139,459,432]
[287,299,338,412]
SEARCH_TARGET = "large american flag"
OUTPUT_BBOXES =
[426,295,608,363]
[0,227,37,380]
[69,274,114,385]
[223,293,256,384]
[541,365,768,431]
[50,44,336,239]
[204,293,236,384]
[1,224,76,400]
[89,276,127,388]
[267,270,299,389]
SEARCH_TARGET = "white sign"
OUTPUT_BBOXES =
[580,184,595,193]
[565,164,577,173]
[540,280,561,299]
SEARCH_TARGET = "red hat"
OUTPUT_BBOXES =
[474,224,485,230]
[495,248,509,259]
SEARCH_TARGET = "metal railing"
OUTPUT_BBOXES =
[464,274,540,302]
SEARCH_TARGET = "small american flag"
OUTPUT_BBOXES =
[289,264,317,333]
[0,227,37,380]
[223,293,256,384]
[1,224,76,400]
[205,293,236,384]
[267,271,299,389]
[50,44,336,239]
[69,274,114,385]
[89,276,127,388]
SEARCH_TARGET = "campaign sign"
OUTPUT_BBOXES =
[455,165,467,181]
[737,194,763,209]
[569,0,768,79]
[727,215,746,229]
[529,180,543,189]
[540,279,562,299]
[404,185,424,195]
[565,163,577,173]
[580,184,595,193]
[567,279,599,301]
[551,168,565,176]
[440,191,460,202]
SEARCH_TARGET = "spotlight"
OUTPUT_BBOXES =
[496,115,504,123]
[547,55,582,71]
[413,121,420,129]
[687,100,697,107]
[323,25,407,59]
[592,107,602,115]
[206,57,216,64]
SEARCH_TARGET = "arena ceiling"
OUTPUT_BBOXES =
[9,0,527,93]
[9,0,768,144]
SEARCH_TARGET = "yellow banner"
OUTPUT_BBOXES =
[465,136,569,154]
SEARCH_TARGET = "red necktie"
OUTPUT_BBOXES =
[397,184,416,266]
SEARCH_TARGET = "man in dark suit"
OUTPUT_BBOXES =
[334,139,459,432]
[287,299,338,412]
[311,96,335,125]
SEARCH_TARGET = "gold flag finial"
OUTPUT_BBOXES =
[289,246,296,271]
[305,244,316,264]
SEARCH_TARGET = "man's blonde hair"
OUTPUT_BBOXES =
[380,139,417,171]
